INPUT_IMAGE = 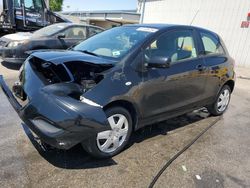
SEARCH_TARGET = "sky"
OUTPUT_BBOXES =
[62,0,138,11]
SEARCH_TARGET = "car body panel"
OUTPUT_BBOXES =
[137,57,207,118]
[0,24,235,150]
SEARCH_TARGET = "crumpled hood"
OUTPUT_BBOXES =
[30,50,117,66]
[1,32,33,42]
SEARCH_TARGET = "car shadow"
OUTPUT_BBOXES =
[130,108,209,145]
[1,61,22,70]
[21,108,209,170]
[21,123,118,169]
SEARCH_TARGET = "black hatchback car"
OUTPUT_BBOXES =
[0,23,104,64]
[0,24,235,158]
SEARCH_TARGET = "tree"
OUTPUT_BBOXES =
[49,0,64,12]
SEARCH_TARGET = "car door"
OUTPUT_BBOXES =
[198,30,228,101]
[21,0,46,28]
[138,29,207,119]
[57,26,87,49]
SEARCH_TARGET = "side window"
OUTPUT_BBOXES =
[14,0,21,8]
[33,0,43,9]
[88,27,103,37]
[63,27,87,39]
[200,32,225,55]
[146,30,197,63]
[24,0,43,9]
[24,0,34,8]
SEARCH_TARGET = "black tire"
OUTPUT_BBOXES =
[82,107,133,159]
[207,85,231,116]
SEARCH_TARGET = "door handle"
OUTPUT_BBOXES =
[196,64,206,71]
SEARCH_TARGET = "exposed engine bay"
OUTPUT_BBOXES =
[64,61,107,93]
[28,56,113,94]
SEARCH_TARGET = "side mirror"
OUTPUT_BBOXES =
[146,56,171,69]
[57,33,66,39]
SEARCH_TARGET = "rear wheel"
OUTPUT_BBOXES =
[207,85,231,116]
[82,107,133,158]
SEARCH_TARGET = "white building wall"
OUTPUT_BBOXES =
[142,0,250,67]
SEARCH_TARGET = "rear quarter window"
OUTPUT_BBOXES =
[200,32,225,55]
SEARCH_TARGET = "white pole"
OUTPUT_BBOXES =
[139,0,146,24]
[45,0,49,9]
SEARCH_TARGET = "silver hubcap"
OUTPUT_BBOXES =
[97,114,129,153]
[217,89,230,112]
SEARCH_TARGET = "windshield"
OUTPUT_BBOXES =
[33,23,68,37]
[73,26,155,60]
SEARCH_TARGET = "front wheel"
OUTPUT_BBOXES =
[207,85,231,116]
[82,107,133,158]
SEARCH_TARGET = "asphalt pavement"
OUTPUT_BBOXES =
[0,61,250,188]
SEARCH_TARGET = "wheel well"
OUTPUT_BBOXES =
[103,100,138,130]
[224,80,235,92]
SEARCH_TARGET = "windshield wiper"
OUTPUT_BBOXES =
[78,50,99,57]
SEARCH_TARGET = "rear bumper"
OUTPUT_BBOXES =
[0,65,110,149]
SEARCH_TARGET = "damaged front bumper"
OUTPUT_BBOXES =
[0,62,110,150]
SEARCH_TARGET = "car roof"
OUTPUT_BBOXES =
[125,23,176,29]
[125,23,217,36]
[51,23,104,30]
